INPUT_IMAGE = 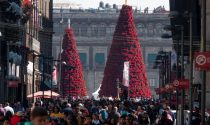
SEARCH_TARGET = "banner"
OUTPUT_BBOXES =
[194,52,210,70]
[164,84,175,92]
[52,66,57,85]
[173,79,189,89]
[123,61,129,87]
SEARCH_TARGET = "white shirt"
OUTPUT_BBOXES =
[4,106,14,115]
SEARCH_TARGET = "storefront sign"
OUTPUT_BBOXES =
[7,80,19,87]
[195,52,210,70]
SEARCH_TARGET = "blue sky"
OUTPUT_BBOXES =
[55,0,169,10]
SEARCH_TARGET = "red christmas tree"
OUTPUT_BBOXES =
[61,28,87,97]
[99,5,151,98]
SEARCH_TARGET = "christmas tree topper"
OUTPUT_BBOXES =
[68,18,71,28]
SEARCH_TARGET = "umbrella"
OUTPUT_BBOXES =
[27,90,60,98]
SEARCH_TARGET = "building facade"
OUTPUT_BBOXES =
[52,4,172,97]
[0,0,53,103]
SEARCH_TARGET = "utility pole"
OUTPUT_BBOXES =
[42,56,45,99]
[50,58,53,99]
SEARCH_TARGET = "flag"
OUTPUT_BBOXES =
[171,49,177,70]
[123,61,129,87]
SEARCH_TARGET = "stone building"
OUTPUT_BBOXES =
[52,3,172,97]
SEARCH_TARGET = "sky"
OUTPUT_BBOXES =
[55,0,170,10]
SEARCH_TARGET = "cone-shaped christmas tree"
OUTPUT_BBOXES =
[61,28,87,97]
[99,5,151,98]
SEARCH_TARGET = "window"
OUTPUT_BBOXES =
[72,25,79,36]
[147,24,154,36]
[81,26,87,36]
[109,25,115,35]
[79,53,87,66]
[147,54,157,68]
[95,53,105,66]
[92,25,98,36]
[137,24,145,36]
[156,23,163,35]
[98,26,106,36]
[149,79,156,87]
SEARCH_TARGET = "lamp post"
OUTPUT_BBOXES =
[59,9,63,94]
[189,1,193,124]
[201,0,206,124]
[180,26,185,125]
[42,56,45,99]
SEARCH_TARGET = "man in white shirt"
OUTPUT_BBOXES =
[4,102,14,115]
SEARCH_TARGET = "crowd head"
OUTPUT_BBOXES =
[0,98,208,125]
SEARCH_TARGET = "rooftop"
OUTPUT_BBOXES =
[53,2,169,14]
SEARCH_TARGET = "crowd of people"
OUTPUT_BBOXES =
[0,98,209,125]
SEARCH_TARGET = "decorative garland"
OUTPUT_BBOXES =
[99,5,152,98]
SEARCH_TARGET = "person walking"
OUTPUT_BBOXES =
[157,111,173,125]
[4,102,14,115]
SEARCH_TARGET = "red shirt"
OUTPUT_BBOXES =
[10,115,21,125]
